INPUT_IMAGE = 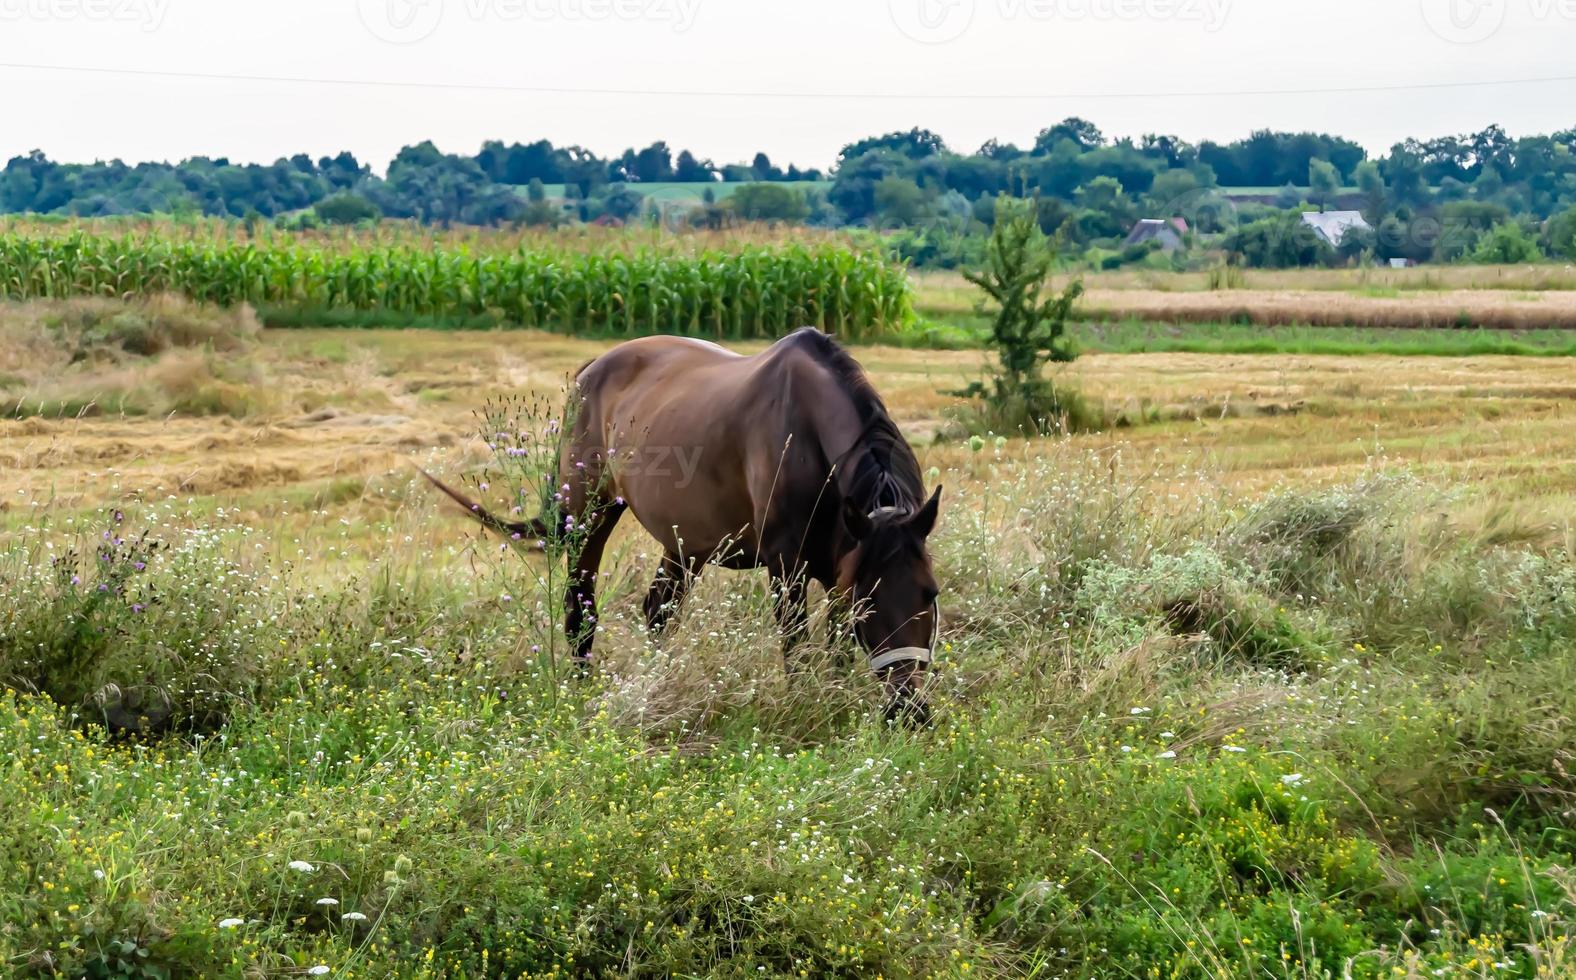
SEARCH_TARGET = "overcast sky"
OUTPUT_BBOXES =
[3,0,1573,171]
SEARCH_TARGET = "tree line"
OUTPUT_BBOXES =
[3,120,1574,266]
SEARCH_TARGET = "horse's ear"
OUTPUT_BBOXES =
[843,497,873,540]
[909,486,942,538]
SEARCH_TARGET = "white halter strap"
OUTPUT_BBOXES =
[868,599,940,674]
[859,506,939,674]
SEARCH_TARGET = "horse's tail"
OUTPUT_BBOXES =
[422,359,597,548]
[417,467,550,549]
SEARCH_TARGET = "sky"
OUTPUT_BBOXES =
[2,0,1574,172]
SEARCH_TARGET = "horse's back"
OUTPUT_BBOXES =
[569,330,837,562]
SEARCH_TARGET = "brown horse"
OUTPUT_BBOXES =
[427,327,942,722]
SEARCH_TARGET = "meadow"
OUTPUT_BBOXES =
[2,288,1574,977]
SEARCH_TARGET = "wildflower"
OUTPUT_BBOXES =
[967,436,985,453]
[342,911,368,922]
[316,897,339,906]
[288,860,316,873]
[308,967,330,976]
[218,918,245,929]
[1280,773,1305,787]
[1222,746,1247,753]
[1157,751,1177,759]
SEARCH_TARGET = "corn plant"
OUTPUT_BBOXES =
[0,232,915,341]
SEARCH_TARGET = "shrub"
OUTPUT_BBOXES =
[0,512,279,733]
[1471,220,1544,264]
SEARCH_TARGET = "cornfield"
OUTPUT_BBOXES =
[0,232,914,340]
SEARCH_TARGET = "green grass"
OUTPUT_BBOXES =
[2,447,1574,977]
[908,314,1576,356]
[1074,320,1576,356]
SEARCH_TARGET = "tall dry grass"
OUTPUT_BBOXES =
[0,295,266,418]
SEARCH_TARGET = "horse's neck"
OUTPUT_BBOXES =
[803,382,868,500]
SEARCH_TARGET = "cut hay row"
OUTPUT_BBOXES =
[1074,287,1576,330]
[0,233,913,340]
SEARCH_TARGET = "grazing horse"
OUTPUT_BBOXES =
[427,327,942,722]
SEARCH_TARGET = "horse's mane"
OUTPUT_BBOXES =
[792,328,925,515]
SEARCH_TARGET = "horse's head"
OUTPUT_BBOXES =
[837,486,942,725]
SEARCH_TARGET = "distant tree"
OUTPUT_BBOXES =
[1223,211,1335,268]
[1381,142,1430,207]
[1033,117,1105,154]
[728,183,809,223]
[750,152,781,180]
[828,150,909,223]
[1146,168,1208,213]
[1072,176,1135,239]
[1140,133,1196,168]
[673,150,715,182]
[1544,205,1576,260]
[873,176,932,226]
[630,142,675,183]
[835,128,948,167]
[1354,160,1387,222]
[976,139,1026,162]
[1309,159,1341,211]
[526,178,546,202]
[501,140,566,184]
[314,192,380,224]
[1472,165,1506,203]
[598,184,644,221]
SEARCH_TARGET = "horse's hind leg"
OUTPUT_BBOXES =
[564,501,624,672]
[643,551,701,637]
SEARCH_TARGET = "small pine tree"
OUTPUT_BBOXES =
[956,195,1088,434]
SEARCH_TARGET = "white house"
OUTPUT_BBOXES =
[1300,210,1371,248]
[1123,217,1189,252]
